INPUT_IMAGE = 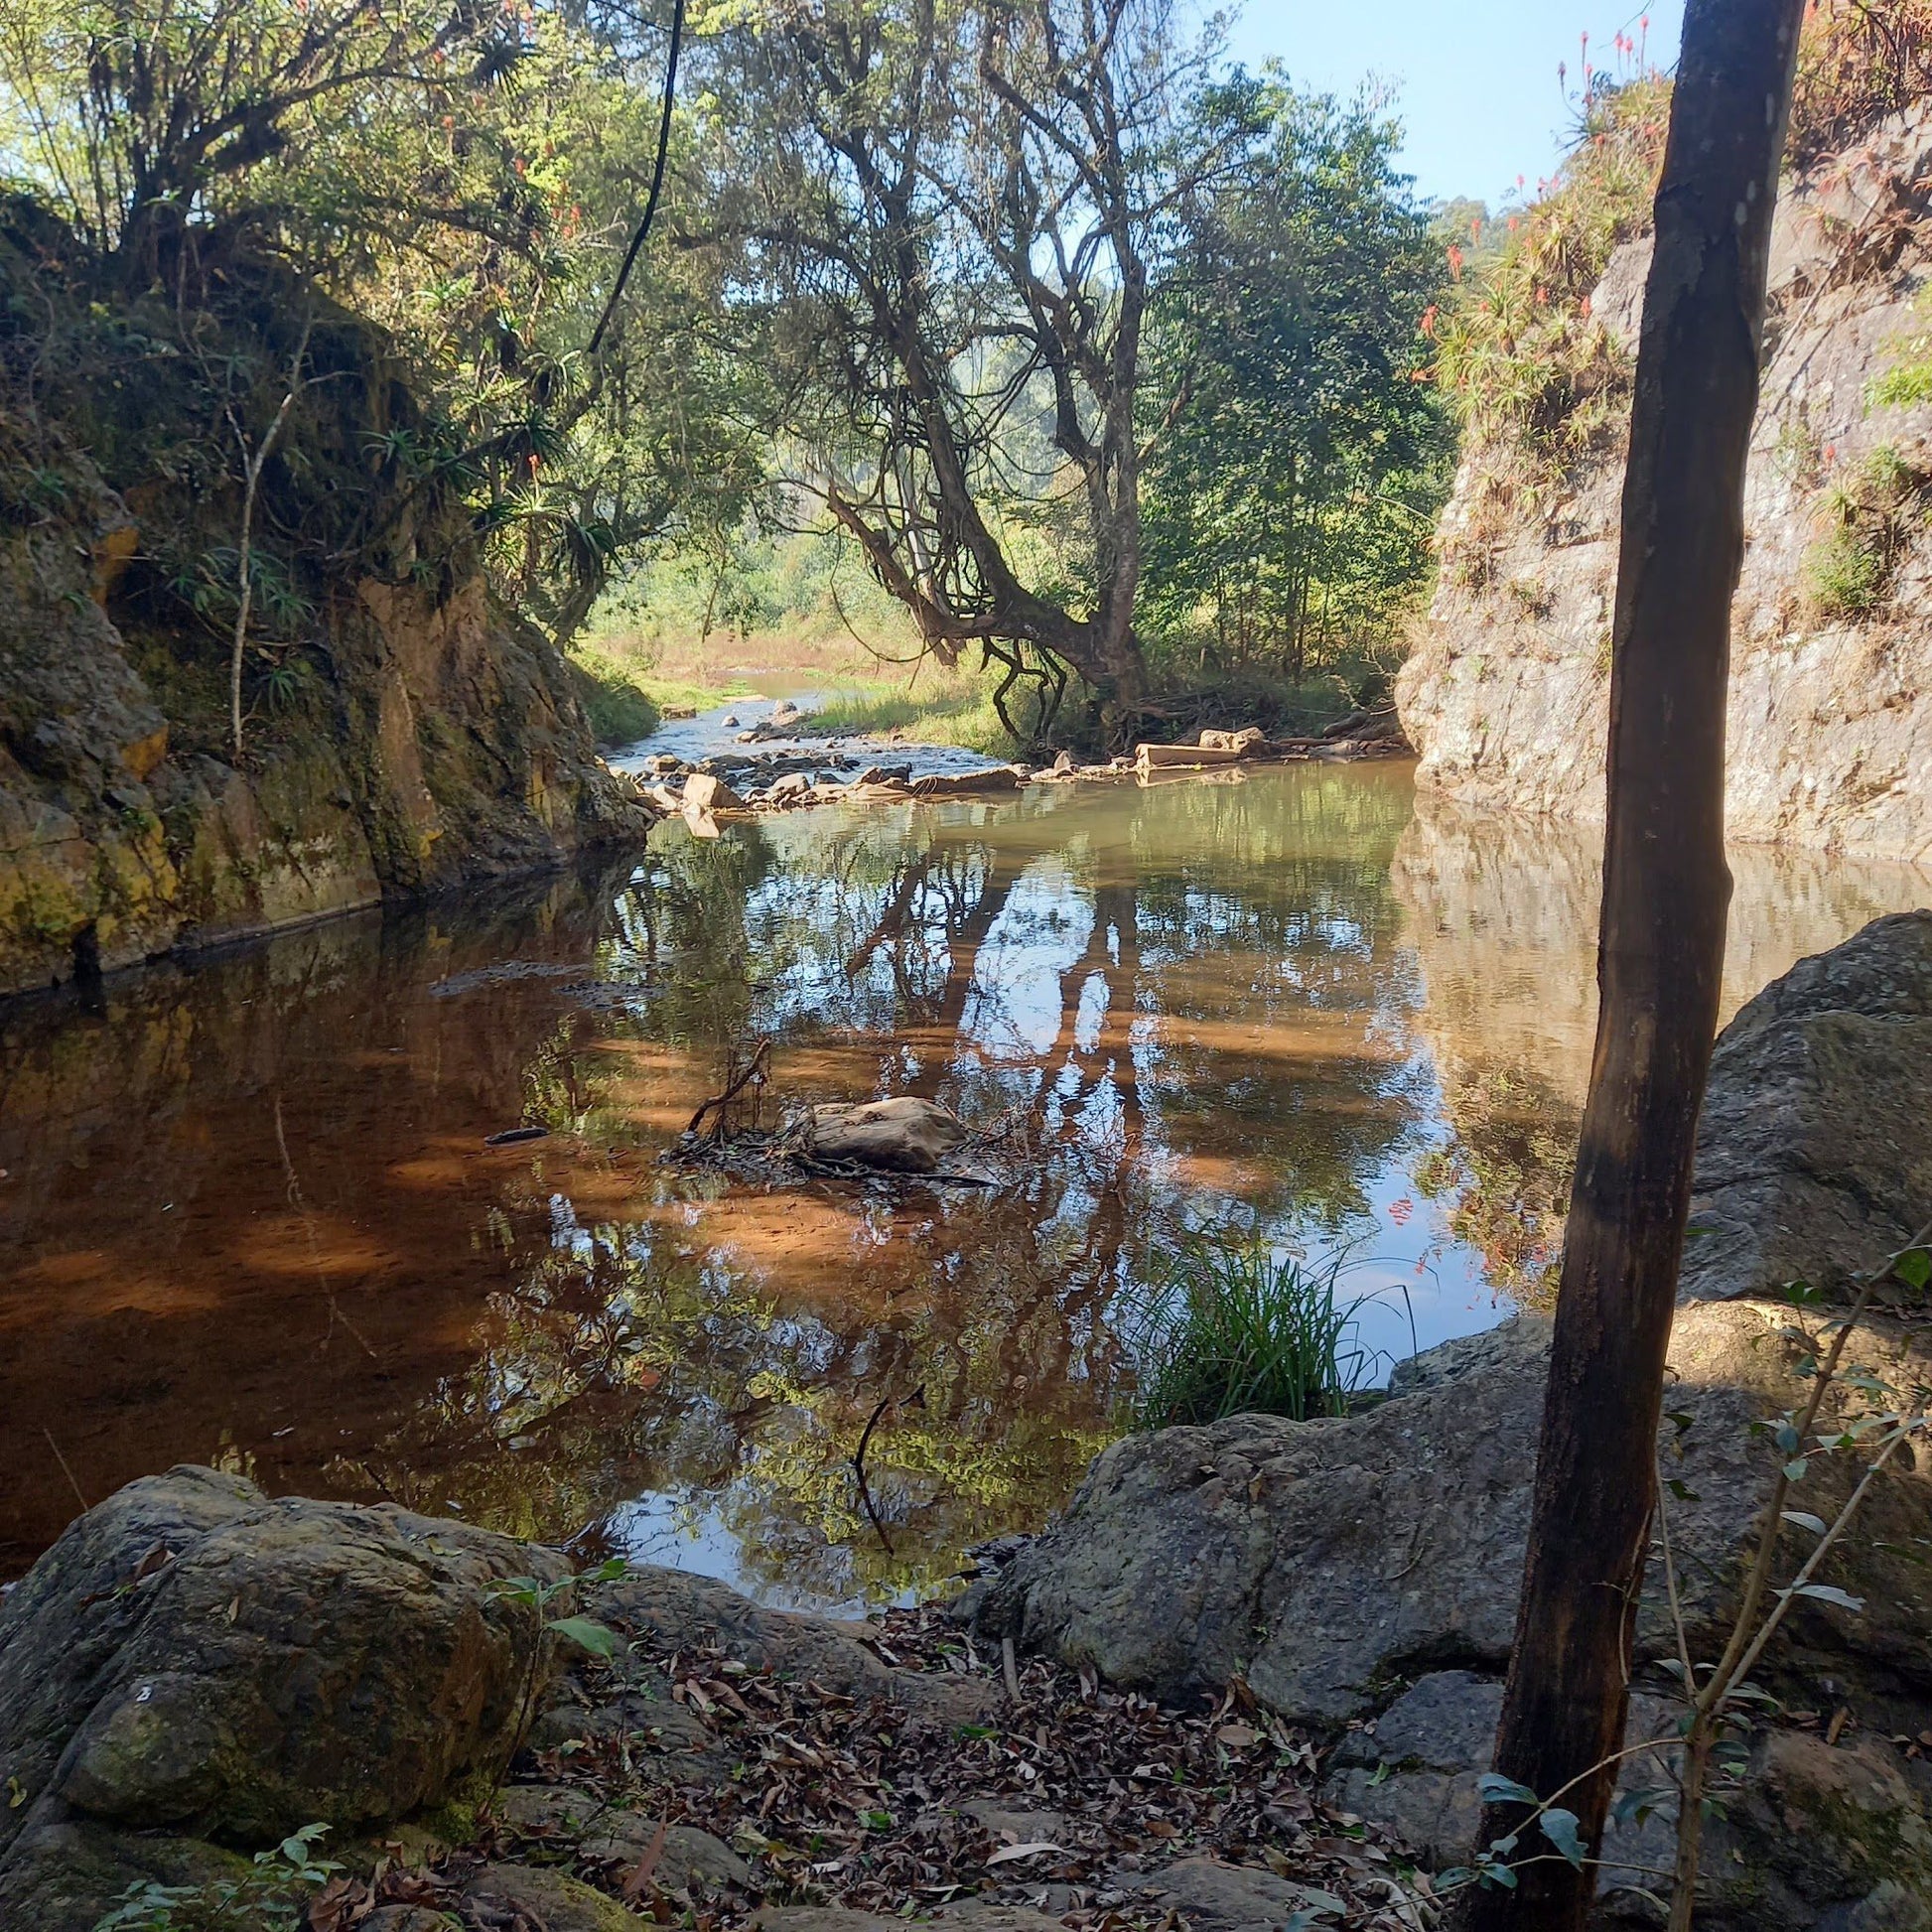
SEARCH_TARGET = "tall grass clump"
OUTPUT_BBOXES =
[1127,1235,1381,1429]
[1433,69,1669,483]
[1789,0,1932,169]
[1803,443,1930,621]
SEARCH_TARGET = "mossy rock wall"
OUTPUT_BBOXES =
[1400,105,1932,866]
[0,211,644,999]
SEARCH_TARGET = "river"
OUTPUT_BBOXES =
[2,756,1926,1609]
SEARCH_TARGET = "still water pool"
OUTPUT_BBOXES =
[3,761,1925,1607]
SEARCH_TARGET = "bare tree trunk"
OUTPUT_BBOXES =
[1451,4,1804,1928]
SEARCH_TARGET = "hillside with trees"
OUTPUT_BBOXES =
[0,0,1455,1005]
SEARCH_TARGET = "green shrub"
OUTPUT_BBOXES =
[1802,444,1927,621]
[91,1826,339,1932]
[1126,1234,1383,1429]
[1804,524,1887,619]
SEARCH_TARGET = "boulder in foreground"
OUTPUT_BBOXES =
[0,1466,562,1925]
[968,1296,1932,1725]
[1684,907,1932,1303]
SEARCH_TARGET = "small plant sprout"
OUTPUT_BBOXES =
[484,1557,630,1803]
[91,1822,341,1931]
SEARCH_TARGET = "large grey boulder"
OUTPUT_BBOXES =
[1682,908,1932,1304]
[972,915,1932,1725]
[969,1299,1932,1726]
[0,1465,563,1926]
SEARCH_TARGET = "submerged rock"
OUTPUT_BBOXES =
[805,1096,971,1173]
[909,768,1022,799]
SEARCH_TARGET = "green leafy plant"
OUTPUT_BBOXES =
[91,1824,338,1932]
[1126,1234,1389,1429]
[1802,444,1927,621]
[483,1558,628,1801]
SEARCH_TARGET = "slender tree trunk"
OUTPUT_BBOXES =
[227,321,312,761]
[1451,5,1803,1929]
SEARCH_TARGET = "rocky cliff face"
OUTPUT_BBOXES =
[0,457,641,998]
[0,212,643,1000]
[1399,106,1932,863]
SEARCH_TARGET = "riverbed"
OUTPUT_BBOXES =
[2,759,1925,1609]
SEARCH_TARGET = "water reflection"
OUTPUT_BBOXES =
[1395,795,1932,1301]
[2,769,1925,1608]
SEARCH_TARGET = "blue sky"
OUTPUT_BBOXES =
[1223,0,1687,208]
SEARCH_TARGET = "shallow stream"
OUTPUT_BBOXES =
[3,756,1926,1608]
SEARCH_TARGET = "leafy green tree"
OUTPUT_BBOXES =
[687,0,1236,744]
[1139,77,1452,686]
[0,0,765,660]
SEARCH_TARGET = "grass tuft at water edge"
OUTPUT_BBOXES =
[1127,1233,1384,1430]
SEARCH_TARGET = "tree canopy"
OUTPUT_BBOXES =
[0,0,1454,737]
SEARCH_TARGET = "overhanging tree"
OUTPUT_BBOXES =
[1451,1,1807,1926]
[694,0,1234,745]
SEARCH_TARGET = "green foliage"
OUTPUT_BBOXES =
[567,643,663,749]
[485,1560,626,1660]
[1434,68,1669,477]
[1140,78,1453,684]
[1127,1233,1379,1429]
[91,1825,338,1932]
[1802,444,1928,621]
[1868,286,1932,410]
[797,665,1048,755]
[0,0,767,674]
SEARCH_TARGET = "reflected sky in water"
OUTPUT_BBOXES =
[2,763,1926,1610]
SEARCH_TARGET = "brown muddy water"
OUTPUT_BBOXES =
[2,762,1926,1609]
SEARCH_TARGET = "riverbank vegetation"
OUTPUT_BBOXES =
[0,0,1457,765]
[1127,1235,1378,1428]
[1435,0,1932,542]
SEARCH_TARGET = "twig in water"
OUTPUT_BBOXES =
[850,1383,924,1557]
[687,1037,771,1140]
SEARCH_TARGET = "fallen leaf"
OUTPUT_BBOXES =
[987,1842,1067,1865]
